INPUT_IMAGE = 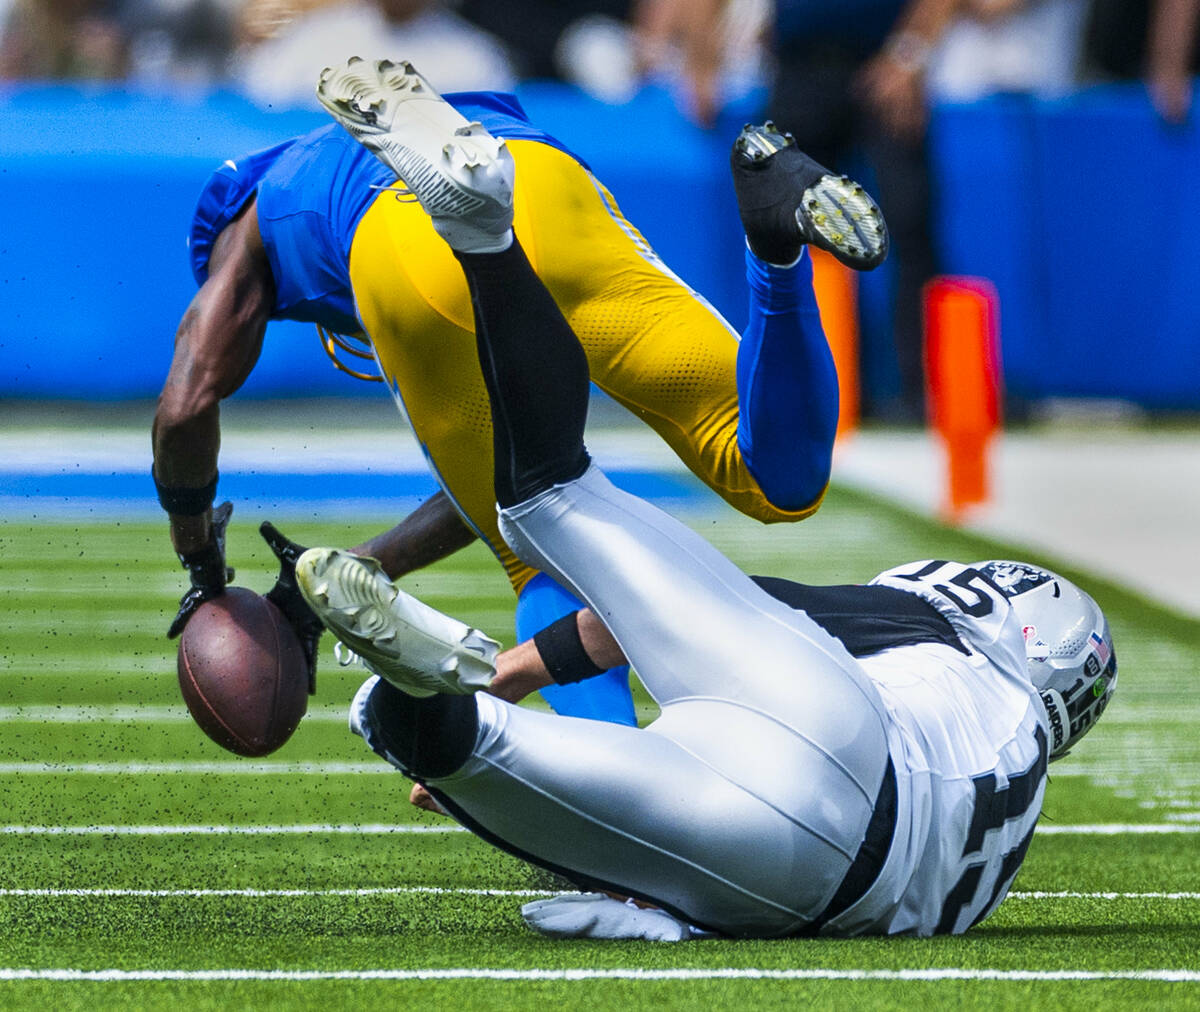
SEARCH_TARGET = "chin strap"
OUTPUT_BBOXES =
[317,325,384,382]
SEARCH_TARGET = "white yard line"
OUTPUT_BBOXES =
[0,887,549,898]
[0,888,1194,901]
[1035,824,1200,835]
[1,822,1197,836]
[1,968,1198,983]
[0,824,466,835]
[1008,891,1200,900]
[0,705,349,723]
[0,762,388,775]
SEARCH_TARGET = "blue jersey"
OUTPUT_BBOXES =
[188,92,581,334]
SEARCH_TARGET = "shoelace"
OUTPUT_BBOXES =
[333,641,364,667]
[368,182,419,203]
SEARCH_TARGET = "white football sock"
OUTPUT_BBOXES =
[434,221,514,255]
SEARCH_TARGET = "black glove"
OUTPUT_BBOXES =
[167,500,234,639]
[260,520,323,694]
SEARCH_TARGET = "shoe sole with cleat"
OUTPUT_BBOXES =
[316,56,514,239]
[733,122,889,271]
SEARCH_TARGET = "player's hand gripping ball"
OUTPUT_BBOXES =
[176,587,309,756]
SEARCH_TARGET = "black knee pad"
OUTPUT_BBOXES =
[364,678,480,780]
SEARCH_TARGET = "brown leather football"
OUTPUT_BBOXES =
[177,587,308,757]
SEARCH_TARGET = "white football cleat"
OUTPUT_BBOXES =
[316,57,514,252]
[521,892,713,942]
[296,548,499,698]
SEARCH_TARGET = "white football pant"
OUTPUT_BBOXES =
[361,465,893,936]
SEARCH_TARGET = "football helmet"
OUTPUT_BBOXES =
[973,561,1116,758]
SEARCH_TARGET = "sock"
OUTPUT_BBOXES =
[436,222,514,255]
[453,239,590,506]
[736,246,838,511]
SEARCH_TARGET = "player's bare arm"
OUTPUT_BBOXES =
[1148,0,1200,122]
[349,490,478,579]
[152,199,275,638]
[153,199,274,556]
[155,203,476,668]
[488,608,625,704]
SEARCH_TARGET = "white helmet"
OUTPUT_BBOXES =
[973,561,1116,759]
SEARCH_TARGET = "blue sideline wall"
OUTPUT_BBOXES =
[1,82,1197,407]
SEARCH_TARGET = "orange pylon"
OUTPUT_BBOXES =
[923,277,1002,522]
[809,248,860,440]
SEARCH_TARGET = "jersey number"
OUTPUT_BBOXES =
[894,561,1000,619]
[935,726,1048,933]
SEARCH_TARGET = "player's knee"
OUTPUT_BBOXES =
[350,675,479,779]
[743,454,832,519]
[763,469,830,516]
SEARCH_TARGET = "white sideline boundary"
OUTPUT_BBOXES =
[3,823,1198,836]
[1,968,1198,983]
[0,888,1195,901]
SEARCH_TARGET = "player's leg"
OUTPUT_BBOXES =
[305,80,893,932]
[350,674,883,937]
[325,233,891,932]
[728,122,888,510]
[734,245,837,511]
[328,67,868,720]
[509,131,884,519]
[343,95,891,766]
[451,227,884,738]
[503,141,801,522]
[442,153,891,894]
[339,67,636,725]
[319,64,887,758]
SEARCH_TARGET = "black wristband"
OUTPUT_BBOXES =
[154,467,218,516]
[532,611,606,685]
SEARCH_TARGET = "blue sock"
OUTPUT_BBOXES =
[736,246,839,511]
[515,573,638,726]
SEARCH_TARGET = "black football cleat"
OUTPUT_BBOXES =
[731,122,889,271]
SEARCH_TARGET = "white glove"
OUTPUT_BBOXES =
[521,892,713,942]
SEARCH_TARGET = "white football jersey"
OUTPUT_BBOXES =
[826,560,1049,936]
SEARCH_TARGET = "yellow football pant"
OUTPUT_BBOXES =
[348,139,820,592]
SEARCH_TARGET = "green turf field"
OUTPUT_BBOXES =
[1,487,1198,1010]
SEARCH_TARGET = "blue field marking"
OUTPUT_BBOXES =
[0,468,711,516]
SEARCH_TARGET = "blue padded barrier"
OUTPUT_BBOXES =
[0,83,744,401]
[929,86,1200,407]
[1,81,1198,406]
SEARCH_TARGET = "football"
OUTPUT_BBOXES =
[177,587,309,757]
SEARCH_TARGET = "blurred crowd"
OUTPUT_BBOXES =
[3,1,1194,117]
[0,0,759,105]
